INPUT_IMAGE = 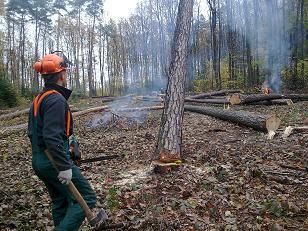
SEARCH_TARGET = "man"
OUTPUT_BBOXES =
[28,52,97,230]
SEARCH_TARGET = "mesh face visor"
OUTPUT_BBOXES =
[51,51,73,68]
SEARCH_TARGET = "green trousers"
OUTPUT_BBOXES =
[32,147,96,231]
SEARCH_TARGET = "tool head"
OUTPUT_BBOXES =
[89,209,108,227]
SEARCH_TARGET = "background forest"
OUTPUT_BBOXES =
[0,0,307,106]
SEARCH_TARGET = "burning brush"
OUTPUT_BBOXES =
[261,81,272,95]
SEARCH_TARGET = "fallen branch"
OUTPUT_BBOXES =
[188,90,241,99]
[184,105,281,133]
[282,126,308,138]
[0,108,30,120]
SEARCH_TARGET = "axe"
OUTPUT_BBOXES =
[44,150,109,229]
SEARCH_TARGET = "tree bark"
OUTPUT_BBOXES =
[185,98,230,104]
[188,89,240,99]
[230,93,308,105]
[184,105,281,133]
[153,0,194,162]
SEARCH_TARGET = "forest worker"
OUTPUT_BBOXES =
[28,51,97,230]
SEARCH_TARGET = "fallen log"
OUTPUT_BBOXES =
[230,93,308,105]
[283,94,308,102]
[184,105,281,133]
[188,90,241,99]
[135,96,164,102]
[0,105,164,137]
[282,126,308,138]
[0,108,30,120]
[229,93,283,105]
[185,98,230,104]
[108,106,164,114]
[249,99,294,106]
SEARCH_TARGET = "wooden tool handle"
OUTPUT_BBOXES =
[44,150,94,221]
[67,181,94,220]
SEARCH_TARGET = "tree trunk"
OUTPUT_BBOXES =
[185,98,230,104]
[230,93,308,105]
[188,90,241,99]
[184,105,281,133]
[153,0,194,162]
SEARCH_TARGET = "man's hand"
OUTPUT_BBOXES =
[58,169,72,185]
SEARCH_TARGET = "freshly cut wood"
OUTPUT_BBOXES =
[184,105,281,133]
[229,93,283,105]
[185,98,230,104]
[282,126,308,138]
[188,90,241,99]
[0,108,30,120]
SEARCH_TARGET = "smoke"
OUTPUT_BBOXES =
[227,0,290,92]
[87,94,163,129]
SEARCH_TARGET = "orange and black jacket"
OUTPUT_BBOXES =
[27,83,73,171]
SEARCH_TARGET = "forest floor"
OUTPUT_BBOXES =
[0,99,307,231]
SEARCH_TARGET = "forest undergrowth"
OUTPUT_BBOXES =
[0,100,307,230]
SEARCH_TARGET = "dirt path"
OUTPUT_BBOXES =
[0,102,307,230]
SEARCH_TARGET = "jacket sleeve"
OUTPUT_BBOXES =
[42,95,71,171]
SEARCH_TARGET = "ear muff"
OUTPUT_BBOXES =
[42,59,58,74]
[34,61,42,73]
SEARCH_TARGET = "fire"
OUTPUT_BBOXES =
[261,81,271,95]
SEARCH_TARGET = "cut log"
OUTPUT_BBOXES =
[0,108,30,120]
[230,93,308,105]
[249,99,294,106]
[188,90,241,99]
[282,126,308,138]
[184,105,281,133]
[229,93,283,105]
[0,105,164,137]
[185,98,230,104]
[283,94,308,102]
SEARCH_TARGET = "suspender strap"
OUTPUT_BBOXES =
[33,90,71,137]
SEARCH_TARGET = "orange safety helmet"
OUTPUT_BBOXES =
[33,51,72,75]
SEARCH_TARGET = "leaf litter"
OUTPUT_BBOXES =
[0,101,307,230]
